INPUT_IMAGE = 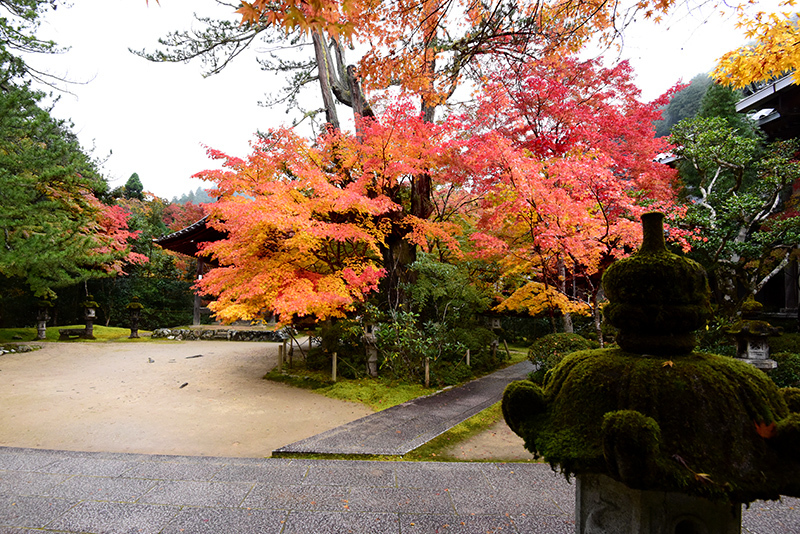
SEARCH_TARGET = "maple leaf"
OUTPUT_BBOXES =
[662,360,674,368]
[754,421,778,439]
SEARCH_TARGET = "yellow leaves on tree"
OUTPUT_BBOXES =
[714,1,800,88]
[495,281,592,317]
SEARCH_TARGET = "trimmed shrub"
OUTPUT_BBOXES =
[527,332,596,383]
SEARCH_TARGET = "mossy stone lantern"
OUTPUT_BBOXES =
[724,297,779,370]
[126,296,144,339]
[82,295,98,340]
[502,212,800,534]
[35,296,54,341]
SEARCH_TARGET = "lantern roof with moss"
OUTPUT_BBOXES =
[502,212,800,504]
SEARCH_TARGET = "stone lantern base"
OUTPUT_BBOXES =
[737,357,777,370]
[576,474,741,534]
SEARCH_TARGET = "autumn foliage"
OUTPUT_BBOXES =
[466,57,681,316]
[714,1,800,88]
[196,102,466,322]
[194,52,681,324]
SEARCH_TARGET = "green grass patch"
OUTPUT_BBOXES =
[0,326,152,344]
[320,379,434,411]
[264,369,434,411]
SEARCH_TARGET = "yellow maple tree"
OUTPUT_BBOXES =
[714,1,799,88]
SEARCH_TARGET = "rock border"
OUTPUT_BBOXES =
[151,328,290,342]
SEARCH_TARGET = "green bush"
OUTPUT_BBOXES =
[695,321,736,357]
[527,333,596,383]
[306,318,369,379]
[768,352,800,388]
[768,333,800,354]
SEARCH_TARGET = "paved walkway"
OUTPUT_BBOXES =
[274,361,535,456]
[1,446,798,533]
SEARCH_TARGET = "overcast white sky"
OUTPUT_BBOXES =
[26,0,781,200]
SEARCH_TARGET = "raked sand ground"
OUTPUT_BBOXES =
[0,340,374,458]
[0,339,531,460]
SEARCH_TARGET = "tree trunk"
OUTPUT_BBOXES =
[715,264,740,320]
[559,260,574,333]
[311,29,340,131]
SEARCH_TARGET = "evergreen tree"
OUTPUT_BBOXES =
[123,172,145,200]
[698,83,758,138]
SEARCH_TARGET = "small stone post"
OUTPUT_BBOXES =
[332,351,337,382]
[126,297,144,339]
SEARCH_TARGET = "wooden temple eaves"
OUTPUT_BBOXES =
[153,215,226,260]
[153,216,227,325]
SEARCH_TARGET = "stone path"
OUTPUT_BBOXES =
[1,447,798,533]
[274,361,535,456]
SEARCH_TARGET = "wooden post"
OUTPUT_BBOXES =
[503,339,511,359]
[424,358,430,388]
[277,344,283,372]
[466,348,471,367]
[193,259,204,326]
[332,352,337,382]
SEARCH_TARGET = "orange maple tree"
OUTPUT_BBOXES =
[194,101,467,322]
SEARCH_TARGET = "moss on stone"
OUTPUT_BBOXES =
[502,347,800,503]
[781,387,800,412]
[601,213,712,354]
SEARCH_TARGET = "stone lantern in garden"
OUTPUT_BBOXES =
[502,212,800,534]
[82,295,98,340]
[724,297,779,370]
[364,322,379,378]
[126,296,144,338]
[35,296,54,340]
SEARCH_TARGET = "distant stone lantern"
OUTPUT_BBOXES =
[35,296,54,340]
[126,296,144,339]
[82,295,98,340]
[724,297,779,370]
[364,322,379,378]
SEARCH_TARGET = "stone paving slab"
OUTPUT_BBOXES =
[274,360,535,456]
[1,447,797,533]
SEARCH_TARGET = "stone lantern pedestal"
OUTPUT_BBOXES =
[577,474,741,534]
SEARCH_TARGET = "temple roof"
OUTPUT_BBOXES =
[153,216,226,258]
[737,74,800,139]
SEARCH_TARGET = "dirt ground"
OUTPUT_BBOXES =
[0,340,371,458]
[438,419,533,462]
[0,340,530,460]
